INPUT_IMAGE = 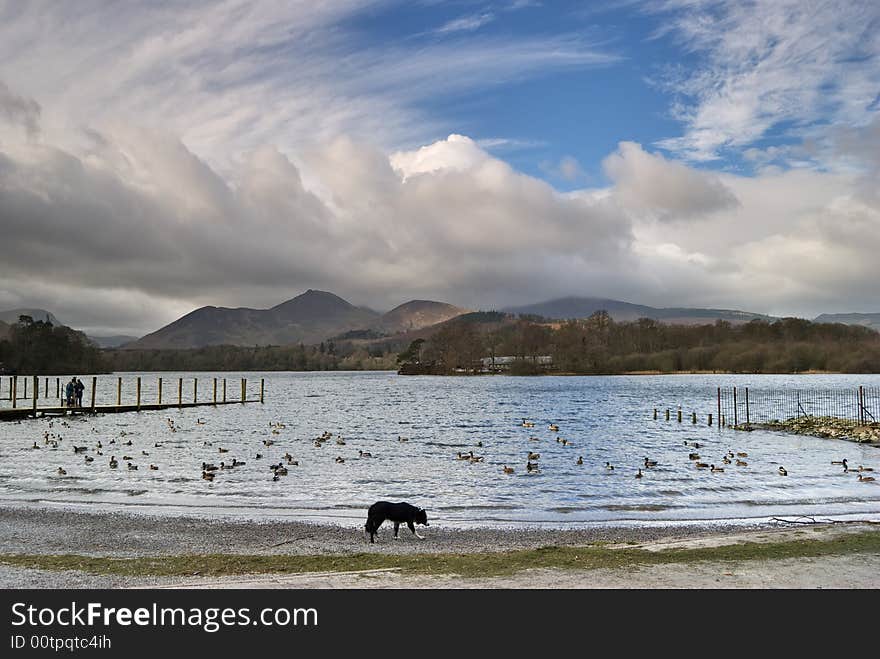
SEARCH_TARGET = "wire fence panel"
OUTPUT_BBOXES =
[717,386,880,426]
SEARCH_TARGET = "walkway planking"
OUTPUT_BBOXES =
[0,399,262,421]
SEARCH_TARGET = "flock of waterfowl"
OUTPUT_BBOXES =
[20,410,879,490]
[494,417,877,485]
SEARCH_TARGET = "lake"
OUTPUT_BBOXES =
[1,371,879,527]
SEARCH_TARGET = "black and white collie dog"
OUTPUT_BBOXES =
[364,501,429,543]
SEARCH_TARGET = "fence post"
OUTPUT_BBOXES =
[241,378,246,403]
[44,377,48,398]
[213,378,217,406]
[260,378,265,404]
[117,377,122,406]
[56,377,60,401]
[178,378,183,408]
[745,387,750,425]
[223,378,227,403]
[23,377,27,400]
[158,377,163,405]
[717,387,721,428]
[11,377,16,409]
[32,375,38,417]
[193,378,198,404]
[90,377,96,412]
[859,386,864,425]
[136,377,141,411]
[733,387,738,426]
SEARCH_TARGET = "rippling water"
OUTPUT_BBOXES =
[2,371,879,527]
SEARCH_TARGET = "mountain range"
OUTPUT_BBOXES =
[127,291,469,350]
[813,313,880,333]
[502,297,773,325]
[3,294,878,351]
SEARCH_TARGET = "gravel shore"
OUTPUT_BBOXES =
[0,505,761,558]
[3,505,877,588]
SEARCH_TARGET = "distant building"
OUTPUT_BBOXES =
[479,355,553,373]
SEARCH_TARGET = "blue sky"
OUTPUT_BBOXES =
[0,1,879,334]
[349,1,681,185]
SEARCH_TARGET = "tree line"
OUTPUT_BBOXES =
[4,312,879,376]
[0,316,106,375]
[397,313,880,375]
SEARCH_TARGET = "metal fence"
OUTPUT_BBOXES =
[717,386,880,426]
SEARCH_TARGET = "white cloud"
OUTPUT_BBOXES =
[603,141,738,218]
[434,12,495,35]
[4,115,879,334]
[0,1,617,171]
[651,0,880,162]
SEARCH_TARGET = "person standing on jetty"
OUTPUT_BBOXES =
[65,378,75,408]
[74,378,84,407]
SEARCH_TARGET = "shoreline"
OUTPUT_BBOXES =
[2,505,879,588]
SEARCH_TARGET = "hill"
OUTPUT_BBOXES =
[813,313,880,333]
[0,308,63,326]
[503,296,772,325]
[379,300,470,333]
[88,335,140,348]
[127,290,381,349]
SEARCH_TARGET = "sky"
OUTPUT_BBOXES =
[0,0,878,336]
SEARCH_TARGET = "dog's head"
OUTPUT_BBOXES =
[416,507,429,526]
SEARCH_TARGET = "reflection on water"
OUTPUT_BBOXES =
[1,371,879,527]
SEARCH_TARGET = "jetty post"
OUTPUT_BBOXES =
[708,413,713,426]
[32,375,37,417]
[223,378,226,403]
[136,377,141,411]
[11,377,16,408]
[23,377,27,399]
[117,377,122,405]
[178,378,183,408]
[677,407,682,423]
[213,378,217,405]
[241,378,246,403]
[665,409,670,421]
[90,377,96,412]
[717,387,721,428]
[260,378,265,404]
[653,408,657,420]
[193,378,198,404]
[692,412,697,424]
[44,378,48,398]
[158,378,163,405]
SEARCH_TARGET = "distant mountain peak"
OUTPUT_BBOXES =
[380,299,470,333]
[129,290,379,350]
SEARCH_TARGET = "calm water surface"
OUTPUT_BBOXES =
[1,372,879,527]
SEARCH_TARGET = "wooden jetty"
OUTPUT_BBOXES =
[0,375,264,421]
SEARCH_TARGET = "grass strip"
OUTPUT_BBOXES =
[2,529,879,578]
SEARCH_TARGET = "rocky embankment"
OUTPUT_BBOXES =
[736,416,880,444]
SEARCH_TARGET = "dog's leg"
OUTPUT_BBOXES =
[393,521,400,539]
[408,521,425,540]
